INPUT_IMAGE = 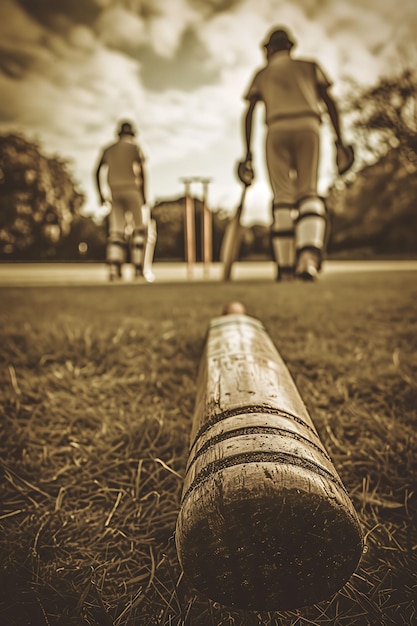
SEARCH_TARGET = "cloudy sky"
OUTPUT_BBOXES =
[1,0,416,225]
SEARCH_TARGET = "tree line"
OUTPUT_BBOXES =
[1,68,416,262]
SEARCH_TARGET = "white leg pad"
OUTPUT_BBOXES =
[295,197,327,251]
[272,208,295,269]
[130,228,147,266]
[106,233,126,264]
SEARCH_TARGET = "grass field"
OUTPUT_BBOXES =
[1,271,416,625]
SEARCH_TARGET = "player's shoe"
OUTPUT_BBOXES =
[276,267,295,282]
[108,263,122,282]
[295,250,320,282]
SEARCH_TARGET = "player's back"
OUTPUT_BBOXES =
[103,139,141,188]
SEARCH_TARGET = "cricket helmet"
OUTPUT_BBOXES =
[117,120,136,136]
[263,27,296,50]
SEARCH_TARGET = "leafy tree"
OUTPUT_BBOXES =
[0,133,85,259]
[59,214,106,261]
[348,68,417,168]
[327,146,417,256]
[324,69,417,257]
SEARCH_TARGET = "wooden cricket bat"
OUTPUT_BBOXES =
[176,307,363,611]
[220,185,247,281]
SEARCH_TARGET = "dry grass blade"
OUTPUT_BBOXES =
[153,458,184,480]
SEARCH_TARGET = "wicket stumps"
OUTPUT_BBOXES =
[175,305,363,611]
[181,177,212,278]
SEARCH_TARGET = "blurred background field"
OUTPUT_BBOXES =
[1,270,416,625]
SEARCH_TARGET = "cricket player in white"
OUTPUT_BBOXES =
[239,27,351,281]
[95,121,152,281]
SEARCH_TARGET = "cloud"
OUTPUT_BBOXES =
[137,27,220,92]
[95,7,147,52]
[145,0,200,57]
[15,0,102,29]
[0,0,43,41]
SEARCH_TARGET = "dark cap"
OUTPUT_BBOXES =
[118,121,136,136]
[263,27,295,50]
